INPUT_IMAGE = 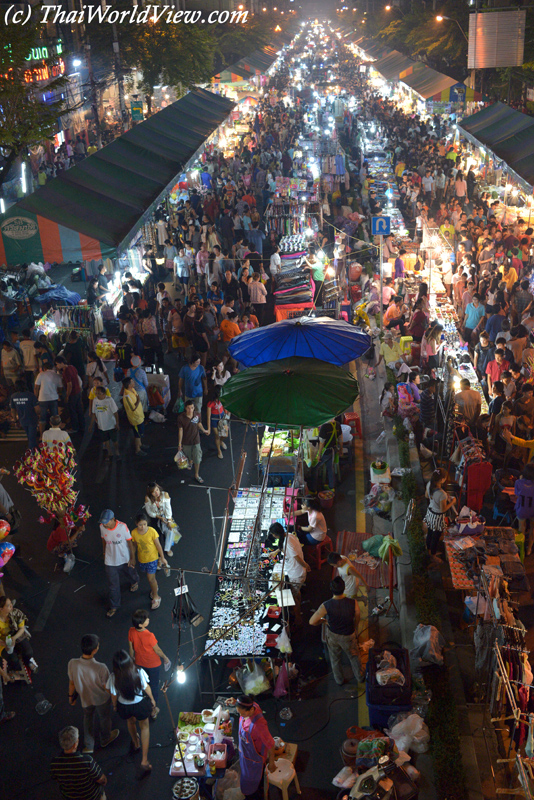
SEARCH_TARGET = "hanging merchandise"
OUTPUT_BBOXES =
[14,442,78,516]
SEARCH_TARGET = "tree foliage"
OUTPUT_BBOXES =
[0,9,69,186]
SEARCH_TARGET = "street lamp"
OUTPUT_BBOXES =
[435,15,468,43]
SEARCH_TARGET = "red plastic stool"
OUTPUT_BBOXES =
[309,535,334,569]
[343,411,362,439]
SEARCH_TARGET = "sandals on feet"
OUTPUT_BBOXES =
[151,597,162,610]
[106,608,117,618]
[130,583,139,593]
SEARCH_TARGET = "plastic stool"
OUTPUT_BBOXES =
[399,335,413,354]
[343,411,362,439]
[309,535,333,569]
[264,757,301,800]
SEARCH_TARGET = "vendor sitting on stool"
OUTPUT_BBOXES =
[294,498,327,546]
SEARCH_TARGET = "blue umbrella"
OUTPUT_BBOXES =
[228,315,372,367]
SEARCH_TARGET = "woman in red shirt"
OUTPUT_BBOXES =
[128,609,170,719]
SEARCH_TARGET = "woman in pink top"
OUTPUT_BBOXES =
[455,172,467,206]
[248,273,267,326]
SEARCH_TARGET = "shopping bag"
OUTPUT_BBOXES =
[174,450,189,469]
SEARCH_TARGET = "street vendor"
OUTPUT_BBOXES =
[236,694,276,799]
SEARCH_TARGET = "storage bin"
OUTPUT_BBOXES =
[366,642,412,706]
[366,697,412,729]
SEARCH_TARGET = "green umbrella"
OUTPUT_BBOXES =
[221,357,359,428]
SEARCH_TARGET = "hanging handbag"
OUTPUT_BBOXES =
[217,418,229,438]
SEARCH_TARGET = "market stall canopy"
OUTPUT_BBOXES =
[235,46,279,75]
[399,62,457,100]
[228,315,372,367]
[12,88,234,254]
[221,356,359,428]
[0,209,116,267]
[357,39,390,60]
[459,102,534,190]
[373,51,417,82]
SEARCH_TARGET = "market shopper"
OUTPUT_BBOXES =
[130,514,168,611]
[128,609,171,718]
[51,726,108,800]
[121,377,147,457]
[423,469,458,560]
[90,386,120,461]
[144,483,176,558]
[99,510,139,618]
[177,399,209,484]
[9,380,39,449]
[309,576,363,686]
[34,362,63,435]
[327,552,369,600]
[67,634,119,753]
[55,356,85,434]
[106,650,156,774]
[236,695,276,799]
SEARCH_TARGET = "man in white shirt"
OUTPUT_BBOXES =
[99,509,138,617]
[90,386,119,460]
[34,363,63,435]
[42,415,72,448]
[269,245,281,277]
[422,170,434,206]
[454,378,482,427]
[19,332,38,390]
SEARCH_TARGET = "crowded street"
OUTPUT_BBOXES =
[3,9,534,800]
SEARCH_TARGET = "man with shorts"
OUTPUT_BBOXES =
[34,362,63,435]
[99,509,138,617]
[90,385,120,461]
[177,400,208,484]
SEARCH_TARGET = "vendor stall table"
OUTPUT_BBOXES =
[274,302,314,322]
[444,527,529,594]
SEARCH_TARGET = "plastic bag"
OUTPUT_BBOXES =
[236,662,270,696]
[362,535,384,557]
[276,627,292,654]
[410,623,446,667]
[149,410,166,423]
[376,667,405,686]
[218,418,229,438]
[174,450,189,469]
[273,662,289,698]
[387,713,430,754]
[377,650,397,670]
[332,767,356,788]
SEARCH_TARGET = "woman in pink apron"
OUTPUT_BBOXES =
[237,695,276,798]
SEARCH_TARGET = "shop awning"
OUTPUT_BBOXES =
[373,50,416,82]
[13,88,234,255]
[0,208,116,267]
[459,101,534,150]
[357,38,389,60]
[215,63,255,84]
[399,62,457,100]
[236,46,279,74]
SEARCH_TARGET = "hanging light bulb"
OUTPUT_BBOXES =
[176,665,186,684]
